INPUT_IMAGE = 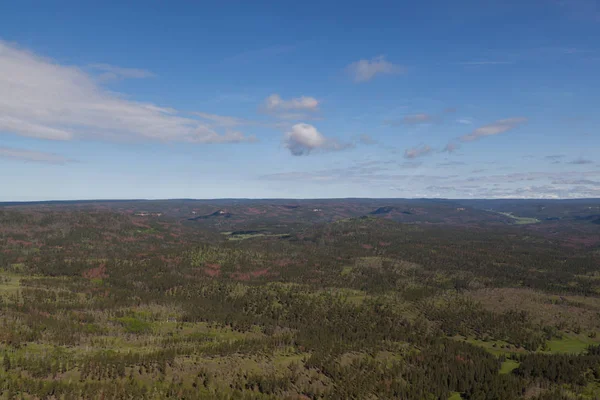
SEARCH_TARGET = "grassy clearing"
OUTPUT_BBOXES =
[499,359,520,374]
[497,212,540,225]
[0,272,21,297]
[222,231,290,241]
[448,392,463,400]
[545,333,599,354]
[273,352,307,367]
[340,266,353,276]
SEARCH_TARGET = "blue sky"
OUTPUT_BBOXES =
[0,0,599,200]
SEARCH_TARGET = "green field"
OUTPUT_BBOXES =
[499,359,520,374]
[545,333,600,354]
[497,212,540,225]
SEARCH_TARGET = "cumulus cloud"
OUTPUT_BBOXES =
[0,40,256,144]
[283,123,350,156]
[404,145,433,159]
[346,56,405,83]
[402,113,434,125]
[460,117,527,142]
[0,146,73,164]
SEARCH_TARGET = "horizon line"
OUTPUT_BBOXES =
[1,197,599,205]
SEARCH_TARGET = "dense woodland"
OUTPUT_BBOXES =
[0,199,599,399]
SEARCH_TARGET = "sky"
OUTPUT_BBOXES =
[0,0,599,201]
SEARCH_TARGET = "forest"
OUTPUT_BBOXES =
[0,198,599,399]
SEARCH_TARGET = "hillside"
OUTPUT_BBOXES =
[0,199,599,399]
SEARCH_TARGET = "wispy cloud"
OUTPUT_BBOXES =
[456,118,473,125]
[0,40,256,144]
[260,94,321,120]
[460,117,527,142]
[223,44,296,64]
[443,143,458,153]
[568,157,594,165]
[552,179,600,186]
[260,161,600,199]
[88,63,155,82]
[401,113,434,125]
[404,145,433,159]
[554,0,600,22]
[346,56,405,83]
[283,123,351,156]
[358,134,377,145]
[263,94,319,112]
[400,161,423,168]
[193,112,253,128]
[458,61,514,66]
[0,146,73,164]
[437,161,466,167]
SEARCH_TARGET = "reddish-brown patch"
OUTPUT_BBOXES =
[7,238,34,246]
[275,258,293,267]
[131,220,151,228]
[231,272,251,281]
[379,241,391,246]
[204,263,222,277]
[361,244,373,250]
[245,207,265,215]
[204,268,221,277]
[251,268,269,277]
[82,264,108,279]
[455,355,472,364]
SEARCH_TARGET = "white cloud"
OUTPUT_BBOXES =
[193,112,252,128]
[283,123,350,156]
[260,94,321,121]
[263,94,319,112]
[0,116,73,141]
[456,118,473,125]
[88,63,155,82]
[346,56,405,83]
[0,146,73,164]
[460,117,527,142]
[404,145,433,159]
[0,40,255,144]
